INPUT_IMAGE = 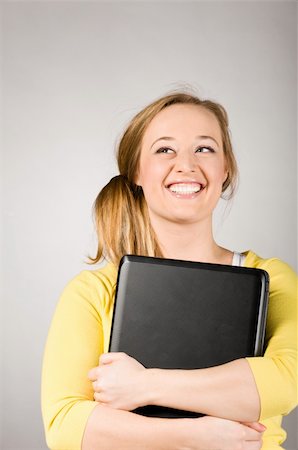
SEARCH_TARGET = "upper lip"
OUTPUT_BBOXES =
[166,179,206,189]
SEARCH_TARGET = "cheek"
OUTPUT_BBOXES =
[138,159,167,188]
[213,160,227,179]
[205,159,227,183]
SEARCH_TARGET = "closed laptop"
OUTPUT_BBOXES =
[109,255,269,418]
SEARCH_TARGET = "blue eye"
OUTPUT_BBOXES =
[196,146,215,153]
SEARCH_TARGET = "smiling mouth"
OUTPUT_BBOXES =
[166,183,204,195]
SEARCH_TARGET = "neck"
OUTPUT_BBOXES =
[150,215,232,265]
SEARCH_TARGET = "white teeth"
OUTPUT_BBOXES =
[168,183,202,194]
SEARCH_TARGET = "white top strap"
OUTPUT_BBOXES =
[232,251,246,267]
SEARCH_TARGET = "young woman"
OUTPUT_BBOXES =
[41,92,297,450]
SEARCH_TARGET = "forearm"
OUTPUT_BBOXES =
[82,403,194,450]
[146,358,260,422]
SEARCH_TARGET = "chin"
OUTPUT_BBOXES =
[166,213,206,225]
[149,206,211,226]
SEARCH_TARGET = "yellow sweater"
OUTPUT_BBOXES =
[41,250,297,449]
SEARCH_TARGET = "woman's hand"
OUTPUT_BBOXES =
[186,416,266,450]
[88,352,148,410]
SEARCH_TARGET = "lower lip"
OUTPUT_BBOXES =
[166,188,203,199]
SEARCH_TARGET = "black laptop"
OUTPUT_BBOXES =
[109,255,269,418]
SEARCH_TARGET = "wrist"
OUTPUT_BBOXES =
[141,368,163,406]
[143,416,198,450]
[171,418,204,450]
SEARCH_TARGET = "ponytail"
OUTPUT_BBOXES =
[88,175,163,266]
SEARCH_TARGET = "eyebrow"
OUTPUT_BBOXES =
[150,135,220,149]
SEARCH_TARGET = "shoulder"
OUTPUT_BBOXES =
[59,262,118,313]
[243,250,297,295]
[243,249,296,273]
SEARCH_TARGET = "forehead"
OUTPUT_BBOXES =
[142,104,222,145]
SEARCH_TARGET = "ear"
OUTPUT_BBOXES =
[223,160,229,182]
[134,169,142,188]
[222,169,229,187]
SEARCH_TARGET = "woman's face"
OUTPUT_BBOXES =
[136,104,228,226]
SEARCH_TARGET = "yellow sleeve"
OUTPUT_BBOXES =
[41,269,113,450]
[246,258,298,421]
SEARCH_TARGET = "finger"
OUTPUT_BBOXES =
[99,353,113,365]
[243,443,262,450]
[88,367,99,381]
[242,424,264,441]
[94,391,110,404]
[94,391,104,403]
[99,352,126,365]
[243,439,263,450]
[92,380,101,392]
[242,421,267,432]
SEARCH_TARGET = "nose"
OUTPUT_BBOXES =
[174,150,197,173]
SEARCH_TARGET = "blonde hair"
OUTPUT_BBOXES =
[89,91,238,266]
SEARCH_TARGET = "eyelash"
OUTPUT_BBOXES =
[156,146,215,154]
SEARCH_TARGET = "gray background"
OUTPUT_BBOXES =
[1,1,297,449]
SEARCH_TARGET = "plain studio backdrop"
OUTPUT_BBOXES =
[1,1,297,449]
